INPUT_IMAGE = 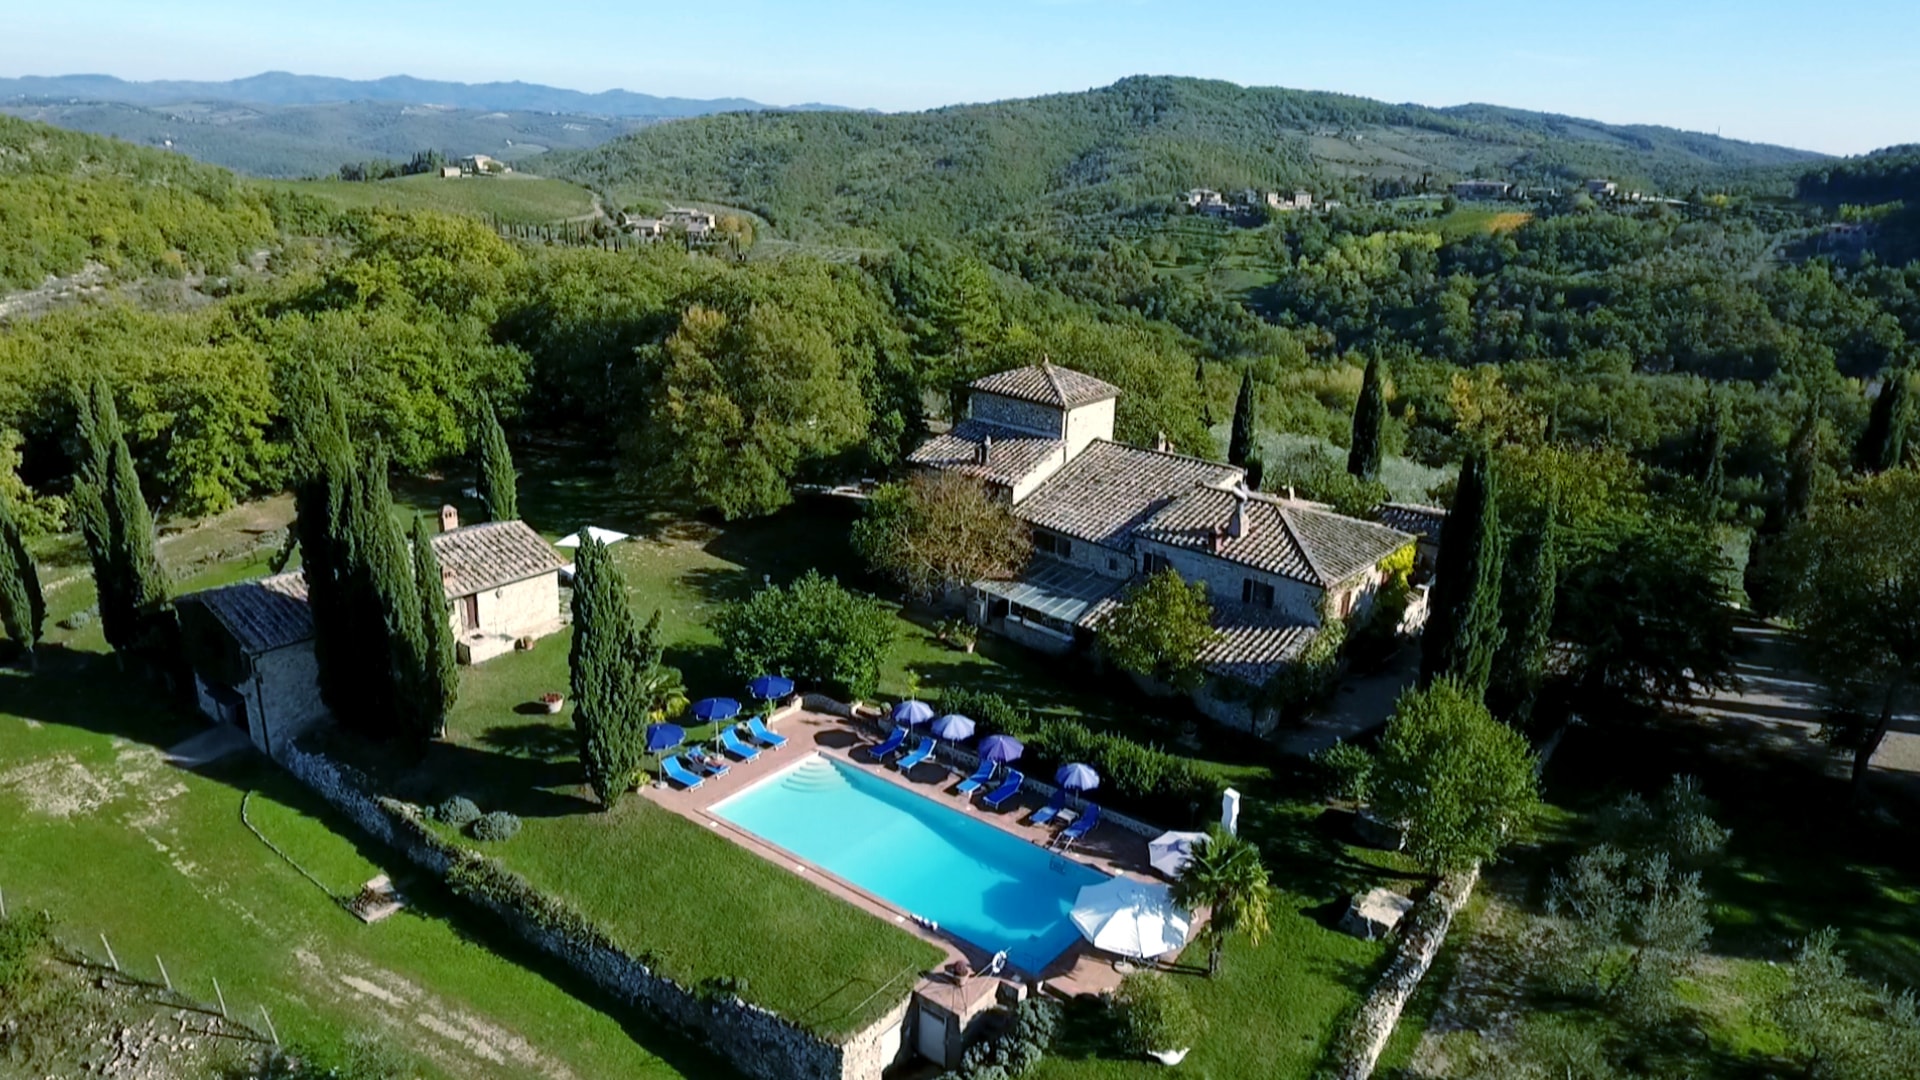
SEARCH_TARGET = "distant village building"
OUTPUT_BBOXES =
[620,211,665,239]
[909,361,1418,734]
[461,154,509,175]
[1585,178,1618,197]
[439,164,463,179]
[662,207,718,238]
[1451,180,1512,200]
[177,516,565,755]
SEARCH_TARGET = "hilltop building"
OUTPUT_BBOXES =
[909,362,1417,733]
[1451,180,1513,200]
[176,515,565,755]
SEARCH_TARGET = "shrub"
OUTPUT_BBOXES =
[1030,717,1221,824]
[941,687,1033,738]
[436,795,481,827]
[714,570,894,699]
[1117,970,1204,1055]
[1315,741,1375,804]
[470,810,521,842]
[938,998,1059,1080]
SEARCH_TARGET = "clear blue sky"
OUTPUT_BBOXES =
[5,0,1915,155]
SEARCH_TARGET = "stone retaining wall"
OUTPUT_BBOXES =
[274,739,910,1080]
[1331,866,1479,1080]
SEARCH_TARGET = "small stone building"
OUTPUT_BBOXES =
[178,518,565,752]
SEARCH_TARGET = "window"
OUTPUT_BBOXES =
[1107,557,1121,573]
[1034,531,1072,559]
[1241,578,1276,609]
[1340,590,1355,618]
[1143,552,1172,576]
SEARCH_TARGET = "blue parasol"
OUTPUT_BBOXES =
[978,734,1025,764]
[1056,762,1101,792]
[748,675,795,701]
[931,714,976,741]
[690,697,741,722]
[646,723,686,753]
[892,699,935,726]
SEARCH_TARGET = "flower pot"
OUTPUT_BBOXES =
[541,696,565,714]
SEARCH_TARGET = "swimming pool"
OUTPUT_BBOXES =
[711,753,1108,972]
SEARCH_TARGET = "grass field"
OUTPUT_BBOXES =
[1434,206,1534,240]
[270,173,598,224]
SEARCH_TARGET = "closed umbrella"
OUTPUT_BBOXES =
[931,714,976,741]
[1056,762,1101,793]
[1071,878,1192,960]
[892,699,935,726]
[1147,830,1209,878]
[978,734,1025,764]
[748,675,794,702]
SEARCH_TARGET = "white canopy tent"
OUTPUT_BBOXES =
[555,526,631,549]
[1071,878,1192,960]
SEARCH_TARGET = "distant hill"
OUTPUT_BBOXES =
[0,99,657,178]
[0,72,849,117]
[545,76,1829,244]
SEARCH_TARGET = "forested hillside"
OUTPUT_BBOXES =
[547,76,1824,244]
[0,115,281,289]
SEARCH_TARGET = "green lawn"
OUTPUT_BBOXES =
[270,174,597,224]
[0,659,729,1080]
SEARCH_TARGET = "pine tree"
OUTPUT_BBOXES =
[1228,371,1257,469]
[569,536,647,807]
[476,401,519,522]
[1422,450,1505,695]
[1855,365,1912,475]
[1489,516,1556,725]
[0,486,46,665]
[411,514,458,737]
[72,379,167,656]
[1348,354,1386,481]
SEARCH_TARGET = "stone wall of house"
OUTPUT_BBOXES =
[970,392,1062,438]
[1008,451,1071,503]
[1134,537,1324,623]
[250,642,328,757]
[1191,679,1277,736]
[271,737,912,1080]
[1036,539,1133,581]
[1061,399,1115,461]
[474,572,562,641]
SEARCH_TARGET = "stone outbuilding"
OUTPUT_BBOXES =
[177,518,565,752]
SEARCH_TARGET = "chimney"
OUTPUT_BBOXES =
[976,435,993,466]
[439,504,459,533]
[1154,430,1170,453]
[1229,490,1250,540]
[1210,524,1227,555]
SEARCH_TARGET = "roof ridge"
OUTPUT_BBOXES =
[1272,501,1330,587]
[1090,438,1245,475]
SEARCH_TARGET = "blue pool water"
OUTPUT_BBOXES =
[711,754,1108,971]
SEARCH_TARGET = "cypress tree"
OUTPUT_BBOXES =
[1228,371,1258,469]
[1421,450,1506,695]
[476,401,519,522]
[1489,516,1556,725]
[73,379,167,656]
[411,514,459,737]
[292,383,369,730]
[1696,391,1726,508]
[0,486,45,665]
[1856,365,1912,475]
[568,536,646,807]
[1348,354,1386,481]
[358,449,434,747]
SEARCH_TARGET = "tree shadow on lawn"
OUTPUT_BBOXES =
[0,644,205,751]
[480,720,578,761]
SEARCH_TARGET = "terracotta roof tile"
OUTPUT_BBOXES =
[1373,502,1447,542]
[906,420,1066,488]
[969,362,1120,409]
[431,520,566,598]
[182,571,313,655]
[1138,487,1414,587]
[1199,605,1322,685]
[1017,441,1241,549]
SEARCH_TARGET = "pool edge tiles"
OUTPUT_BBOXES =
[709,752,1108,973]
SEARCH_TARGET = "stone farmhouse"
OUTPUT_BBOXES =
[909,361,1417,733]
[176,516,564,755]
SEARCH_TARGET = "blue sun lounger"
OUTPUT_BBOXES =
[953,760,995,794]
[719,728,763,761]
[867,726,908,760]
[895,737,936,771]
[1054,804,1101,850]
[661,755,707,790]
[1029,788,1070,826]
[980,770,1025,809]
[686,749,730,777]
[745,716,788,748]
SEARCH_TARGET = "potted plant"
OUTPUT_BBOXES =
[515,635,536,651]
[941,618,979,654]
[1117,971,1203,1066]
[540,692,565,714]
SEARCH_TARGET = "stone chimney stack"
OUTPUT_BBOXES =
[976,435,993,466]
[1210,524,1228,555]
[439,504,459,533]
[1229,489,1250,540]
[1154,430,1170,453]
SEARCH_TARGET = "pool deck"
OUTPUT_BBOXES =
[639,708,1196,1001]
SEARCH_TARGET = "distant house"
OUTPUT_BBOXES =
[620,212,665,238]
[439,165,463,179]
[1372,502,1447,575]
[1183,188,1228,214]
[1451,180,1512,200]
[177,514,565,755]
[1264,190,1315,212]
[1585,178,1618,197]
[910,361,1417,733]
[462,154,509,175]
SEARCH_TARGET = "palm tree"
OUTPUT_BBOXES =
[1171,825,1273,978]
